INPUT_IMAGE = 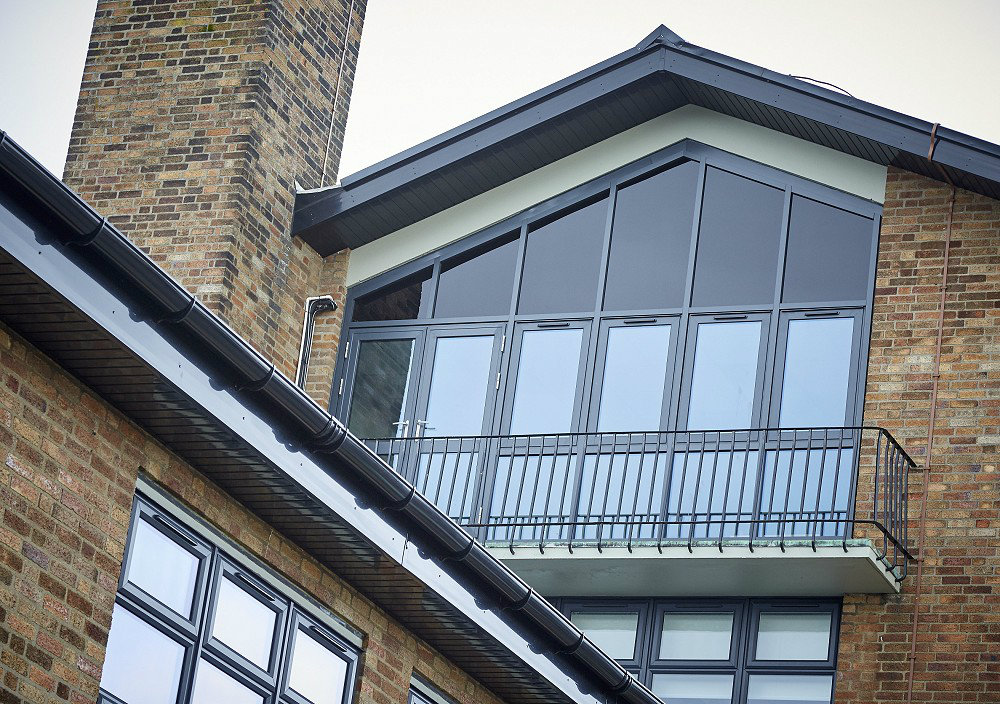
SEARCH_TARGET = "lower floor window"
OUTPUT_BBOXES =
[100,495,358,704]
[562,598,839,704]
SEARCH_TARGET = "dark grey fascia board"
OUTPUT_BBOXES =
[292,46,665,243]
[0,130,659,704]
[293,25,1000,255]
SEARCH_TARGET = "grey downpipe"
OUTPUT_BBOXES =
[0,132,659,704]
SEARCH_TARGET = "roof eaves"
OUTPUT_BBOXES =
[0,129,661,704]
[294,27,1000,253]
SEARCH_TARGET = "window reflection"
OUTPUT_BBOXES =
[597,324,671,432]
[288,626,349,704]
[191,659,264,704]
[651,673,734,704]
[509,328,584,434]
[570,612,639,660]
[778,317,854,428]
[422,335,495,436]
[518,198,607,315]
[660,612,733,661]
[101,604,185,704]
[211,574,277,670]
[347,338,416,438]
[746,674,833,704]
[687,321,761,430]
[125,517,199,618]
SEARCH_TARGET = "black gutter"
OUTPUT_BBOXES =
[0,130,659,704]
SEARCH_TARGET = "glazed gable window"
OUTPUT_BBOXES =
[338,143,878,442]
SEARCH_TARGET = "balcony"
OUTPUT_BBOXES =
[362,427,915,596]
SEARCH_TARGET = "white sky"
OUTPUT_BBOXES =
[2,0,998,183]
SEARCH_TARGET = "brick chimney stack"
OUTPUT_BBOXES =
[63,0,363,384]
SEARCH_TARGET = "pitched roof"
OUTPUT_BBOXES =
[0,130,660,704]
[293,24,1000,255]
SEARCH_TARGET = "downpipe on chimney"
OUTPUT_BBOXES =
[295,295,337,389]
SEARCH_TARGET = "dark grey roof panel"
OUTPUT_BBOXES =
[293,25,1000,255]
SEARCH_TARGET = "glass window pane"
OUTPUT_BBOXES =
[352,268,432,322]
[597,325,671,432]
[692,168,784,307]
[747,674,833,704]
[659,612,733,660]
[125,517,199,617]
[756,612,832,661]
[604,162,699,311]
[288,626,348,704]
[509,328,584,434]
[435,233,518,318]
[191,659,264,704]
[101,604,185,704]
[211,574,277,670]
[518,198,608,314]
[783,196,873,303]
[687,321,761,429]
[570,612,639,660]
[422,335,495,436]
[347,338,416,438]
[651,673,734,704]
[778,318,854,427]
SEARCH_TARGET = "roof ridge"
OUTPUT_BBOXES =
[635,24,686,49]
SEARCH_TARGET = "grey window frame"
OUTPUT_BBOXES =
[558,597,841,704]
[334,141,880,438]
[100,495,359,704]
[333,141,881,538]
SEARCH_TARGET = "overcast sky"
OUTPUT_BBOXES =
[2,0,998,182]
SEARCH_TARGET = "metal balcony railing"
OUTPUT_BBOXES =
[361,427,915,579]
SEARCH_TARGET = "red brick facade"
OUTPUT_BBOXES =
[836,168,1000,701]
[0,321,503,704]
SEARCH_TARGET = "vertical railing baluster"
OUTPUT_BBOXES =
[810,428,830,550]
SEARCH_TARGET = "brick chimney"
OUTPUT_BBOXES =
[63,0,363,387]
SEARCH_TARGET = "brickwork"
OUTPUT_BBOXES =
[303,248,351,405]
[62,0,361,378]
[0,322,504,704]
[837,168,1000,701]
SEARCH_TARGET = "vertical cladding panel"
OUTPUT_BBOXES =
[839,167,1000,702]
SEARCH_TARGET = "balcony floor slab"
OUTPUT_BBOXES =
[487,539,902,597]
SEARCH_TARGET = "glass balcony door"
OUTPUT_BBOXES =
[408,326,505,523]
[342,328,426,471]
[666,315,770,540]
[758,310,864,539]
[575,318,677,541]
[342,326,503,500]
[486,321,592,542]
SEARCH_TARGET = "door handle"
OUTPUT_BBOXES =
[391,420,409,437]
[414,420,434,437]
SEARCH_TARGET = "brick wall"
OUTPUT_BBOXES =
[62,0,361,380]
[837,167,1000,701]
[0,322,504,704]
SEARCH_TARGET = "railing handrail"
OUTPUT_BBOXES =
[360,425,915,579]
[365,426,918,467]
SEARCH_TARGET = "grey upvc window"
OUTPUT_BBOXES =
[100,497,358,704]
[337,141,878,441]
[336,141,880,538]
[562,598,840,704]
